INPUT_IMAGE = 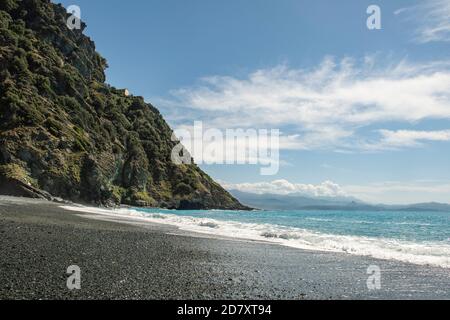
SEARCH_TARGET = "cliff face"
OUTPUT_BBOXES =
[0,0,247,210]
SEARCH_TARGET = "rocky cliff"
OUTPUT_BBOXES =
[0,0,248,210]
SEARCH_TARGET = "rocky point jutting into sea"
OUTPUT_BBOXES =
[0,0,247,210]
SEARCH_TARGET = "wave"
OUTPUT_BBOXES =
[306,217,435,227]
[61,205,450,269]
[306,217,376,224]
[199,221,220,229]
[391,221,433,226]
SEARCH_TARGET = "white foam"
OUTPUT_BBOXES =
[61,205,450,269]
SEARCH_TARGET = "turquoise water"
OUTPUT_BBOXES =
[132,207,450,267]
[137,208,450,242]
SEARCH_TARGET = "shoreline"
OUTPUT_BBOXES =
[62,200,450,270]
[1,196,450,299]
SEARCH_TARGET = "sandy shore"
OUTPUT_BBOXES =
[1,196,450,300]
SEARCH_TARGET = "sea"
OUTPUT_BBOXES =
[66,205,450,268]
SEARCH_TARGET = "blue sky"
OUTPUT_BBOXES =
[57,0,450,204]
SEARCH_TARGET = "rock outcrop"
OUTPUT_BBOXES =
[0,0,248,210]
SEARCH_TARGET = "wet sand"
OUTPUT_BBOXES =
[1,196,449,300]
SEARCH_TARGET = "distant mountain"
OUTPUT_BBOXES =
[230,190,450,212]
[229,190,372,211]
[380,202,450,212]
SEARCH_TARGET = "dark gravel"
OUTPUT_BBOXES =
[1,196,450,300]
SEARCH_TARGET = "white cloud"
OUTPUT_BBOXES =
[361,129,450,151]
[161,57,450,151]
[223,179,348,198]
[223,179,450,204]
[396,0,450,43]
[345,180,450,204]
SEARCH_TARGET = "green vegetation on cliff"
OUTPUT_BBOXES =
[0,0,247,209]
